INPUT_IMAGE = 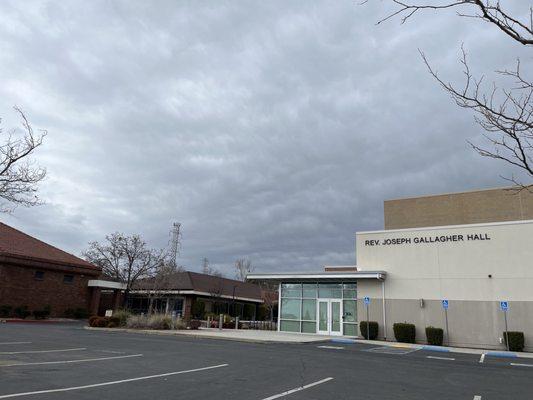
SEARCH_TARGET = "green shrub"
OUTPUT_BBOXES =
[88,316,99,326]
[112,310,131,327]
[174,319,187,330]
[504,331,525,352]
[73,308,89,319]
[0,305,12,318]
[64,308,75,318]
[33,305,51,320]
[191,300,205,319]
[359,321,379,340]
[14,306,31,319]
[393,322,416,343]
[425,327,444,346]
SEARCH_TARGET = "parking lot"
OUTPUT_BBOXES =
[0,323,532,400]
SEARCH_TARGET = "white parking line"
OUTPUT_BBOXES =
[479,354,485,363]
[473,396,481,400]
[0,348,86,355]
[426,356,456,361]
[510,363,533,368]
[0,363,229,399]
[0,342,32,345]
[317,345,345,350]
[261,377,334,400]
[0,354,143,367]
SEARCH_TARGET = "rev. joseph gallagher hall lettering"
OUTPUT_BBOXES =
[365,233,491,246]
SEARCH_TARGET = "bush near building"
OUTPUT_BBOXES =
[191,300,205,319]
[425,327,444,346]
[32,305,51,320]
[359,321,379,340]
[504,331,525,352]
[0,305,12,318]
[13,306,31,319]
[393,323,416,343]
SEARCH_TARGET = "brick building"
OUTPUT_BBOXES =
[0,222,101,317]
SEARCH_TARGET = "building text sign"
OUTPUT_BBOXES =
[365,233,491,247]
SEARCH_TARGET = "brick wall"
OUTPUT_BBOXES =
[0,264,94,317]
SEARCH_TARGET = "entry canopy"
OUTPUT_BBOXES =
[246,270,386,283]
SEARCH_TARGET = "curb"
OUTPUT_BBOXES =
[331,338,358,344]
[421,345,450,353]
[486,351,518,358]
[83,327,332,345]
[1,319,80,324]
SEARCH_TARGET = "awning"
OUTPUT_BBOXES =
[246,271,386,283]
[88,280,127,290]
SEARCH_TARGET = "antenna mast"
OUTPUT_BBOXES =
[169,222,181,267]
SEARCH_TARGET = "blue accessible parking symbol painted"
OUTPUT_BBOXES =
[500,301,509,311]
[442,300,449,309]
[363,296,370,305]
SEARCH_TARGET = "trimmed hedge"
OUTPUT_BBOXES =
[425,326,444,346]
[0,305,12,318]
[188,320,202,330]
[13,306,31,319]
[504,331,525,352]
[393,322,416,343]
[359,321,379,340]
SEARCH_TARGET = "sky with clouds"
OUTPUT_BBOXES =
[0,1,531,276]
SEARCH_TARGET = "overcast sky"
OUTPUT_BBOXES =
[0,1,530,276]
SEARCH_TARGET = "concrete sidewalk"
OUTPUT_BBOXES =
[85,326,335,343]
[338,338,533,359]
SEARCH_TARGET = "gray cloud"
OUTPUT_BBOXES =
[0,0,530,275]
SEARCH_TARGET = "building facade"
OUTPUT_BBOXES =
[0,222,102,317]
[248,187,533,351]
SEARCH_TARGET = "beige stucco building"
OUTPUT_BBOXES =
[249,187,533,351]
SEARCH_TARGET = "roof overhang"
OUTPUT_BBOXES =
[246,271,387,283]
[88,280,127,290]
[128,289,263,303]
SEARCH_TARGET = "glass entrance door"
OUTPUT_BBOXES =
[317,299,342,336]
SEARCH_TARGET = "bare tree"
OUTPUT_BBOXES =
[83,232,166,306]
[147,262,183,314]
[0,107,47,212]
[371,1,533,190]
[234,258,254,282]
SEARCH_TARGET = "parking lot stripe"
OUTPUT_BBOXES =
[0,354,143,367]
[0,363,229,399]
[317,346,344,350]
[261,377,334,400]
[510,363,533,368]
[0,342,32,345]
[479,354,485,363]
[473,396,481,400]
[0,348,86,355]
[426,356,455,361]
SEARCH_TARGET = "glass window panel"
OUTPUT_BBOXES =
[343,300,357,323]
[343,283,357,289]
[331,302,341,332]
[318,283,342,298]
[301,321,317,334]
[343,289,357,299]
[280,320,300,332]
[318,301,328,331]
[301,299,316,321]
[302,283,317,298]
[280,299,301,320]
[281,283,301,298]
[343,323,357,336]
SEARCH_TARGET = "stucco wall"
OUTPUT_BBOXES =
[355,220,533,351]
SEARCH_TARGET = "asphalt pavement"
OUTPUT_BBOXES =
[0,322,531,400]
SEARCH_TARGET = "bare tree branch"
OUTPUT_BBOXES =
[376,1,533,45]
[0,107,47,212]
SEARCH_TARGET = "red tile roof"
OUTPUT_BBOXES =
[0,222,99,271]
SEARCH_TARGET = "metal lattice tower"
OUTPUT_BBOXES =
[169,222,181,267]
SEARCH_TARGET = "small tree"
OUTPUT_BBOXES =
[234,258,254,282]
[83,232,166,306]
[0,107,47,212]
